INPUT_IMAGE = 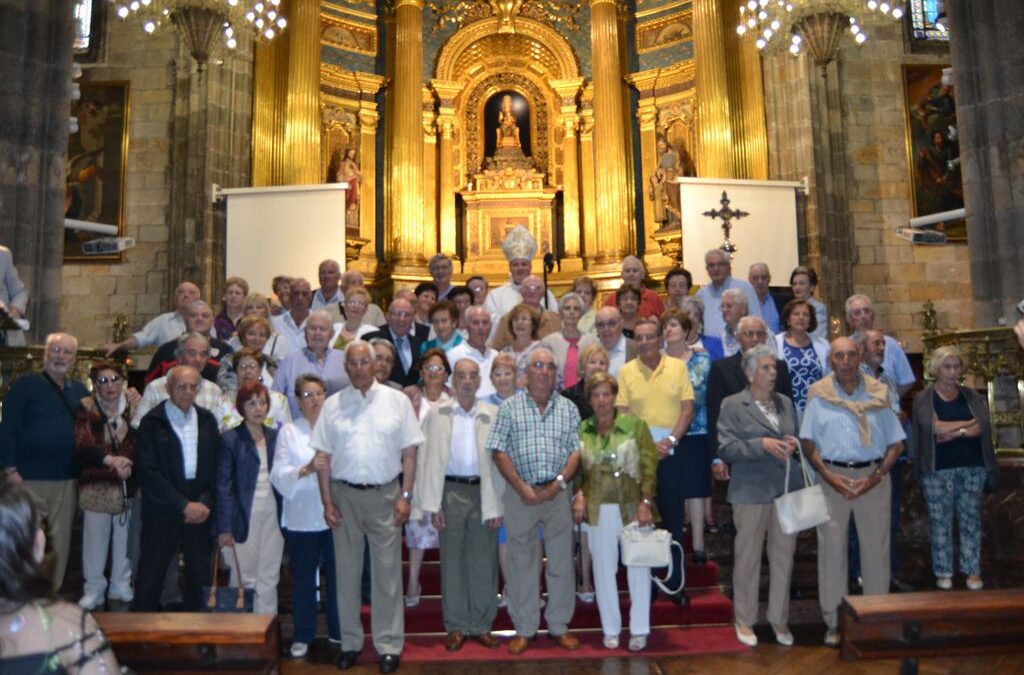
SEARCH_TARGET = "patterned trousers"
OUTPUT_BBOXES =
[919,466,987,578]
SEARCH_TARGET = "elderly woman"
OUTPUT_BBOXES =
[546,292,599,392]
[0,484,121,673]
[215,276,249,341]
[271,276,292,316]
[561,343,609,422]
[420,301,464,353]
[572,277,598,336]
[482,353,519,407]
[74,359,138,610]
[774,298,831,415]
[272,310,349,419]
[220,348,292,430]
[270,375,340,658]
[332,286,377,350]
[572,372,659,652]
[499,303,545,386]
[414,282,439,329]
[602,256,665,319]
[790,266,828,341]
[664,268,693,311]
[614,285,642,339]
[217,381,284,615]
[219,317,281,393]
[910,346,997,591]
[717,344,802,647]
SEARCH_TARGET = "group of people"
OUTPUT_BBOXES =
[0,225,1000,672]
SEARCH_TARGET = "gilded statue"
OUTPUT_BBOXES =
[496,94,521,150]
[327,147,362,230]
[649,137,682,229]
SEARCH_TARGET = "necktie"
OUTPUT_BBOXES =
[564,337,581,389]
[398,335,412,372]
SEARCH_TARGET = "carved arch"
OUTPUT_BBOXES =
[435,17,580,81]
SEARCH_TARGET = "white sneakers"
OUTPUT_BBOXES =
[967,575,984,590]
[627,635,647,652]
[602,635,619,649]
[936,576,953,590]
[290,642,309,658]
[78,593,104,611]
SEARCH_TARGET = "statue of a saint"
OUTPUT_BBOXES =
[649,137,682,228]
[496,94,521,149]
[327,147,362,230]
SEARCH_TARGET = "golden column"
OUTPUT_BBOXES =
[588,0,634,265]
[551,78,584,271]
[627,71,660,261]
[693,0,735,178]
[719,0,769,179]
[578,87,597,265]
[430,80,464,259]
[251,40,279,187]
[422,87,438,253]
[357,106,379,263]
[283,0,321,184]
[387,0,427,272]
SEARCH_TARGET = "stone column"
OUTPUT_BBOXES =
[387,0,427,271]
[431,80,464,259]
[693,0,735,178]
[551,79,584,270]
[283,0,320,184]
[588,0,633,264]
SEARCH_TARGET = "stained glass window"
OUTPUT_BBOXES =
[909,0,949,43]
[74,0,94,53]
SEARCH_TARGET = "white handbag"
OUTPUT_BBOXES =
[618,521,685,595]
[774,449,831,535]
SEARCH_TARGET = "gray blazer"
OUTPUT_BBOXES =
[717,389,804,504]
[0,246,27,345]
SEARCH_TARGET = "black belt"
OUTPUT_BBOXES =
[822,458,882,469]
[338,478,397,490]
[445,475,480,485]
[532,479,556,488]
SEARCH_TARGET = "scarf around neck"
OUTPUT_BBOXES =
[807,373,890,446]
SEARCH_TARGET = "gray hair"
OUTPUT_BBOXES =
[174,331,210,360]
[368,337,396,358]
[45,332,79,351]
[187,299,212,313]
[704,248,731,264]
[526,343,558,367]
[465,305,492,324]
[737,315,767,337]
[558,292,584,313]
[845,293,873,317]
[926,345,963,380]
[344,339,372,359]
[305,309,333,329]
[741,344,776,379]
[428,253,451,271]
[679,296,704,318]
[722,287,748,309]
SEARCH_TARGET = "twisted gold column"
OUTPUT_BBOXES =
[387,0,426,270]
[694,0,735,178]
[283,0,320,184]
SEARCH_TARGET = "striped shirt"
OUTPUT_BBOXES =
[486,391,581,485]
[165,401,199,479]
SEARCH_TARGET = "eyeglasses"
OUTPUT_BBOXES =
[173,382,201,392]
[595,321,619,329]
[299,390,326,399]
[184,349,210,358]
[740,330,768,338]
[529,361,557,372]
[237,362,260,371]
[423,364,446,373]
[94,375,123,385]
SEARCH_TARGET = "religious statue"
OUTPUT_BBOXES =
[496,94,522,149]
[649,137,682,229]
[327,147,362,231]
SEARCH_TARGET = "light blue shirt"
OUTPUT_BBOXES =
[808,297,828,342]
[799,377,905,463]
[273,348,350,419]
[695,277,763,337]
[882,335,915,388]
[311,288,342,311]
[165,401,199,480]
[758,294,781,334]
[860,364,901,414]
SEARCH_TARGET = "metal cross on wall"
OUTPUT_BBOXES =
[702,190,749,254]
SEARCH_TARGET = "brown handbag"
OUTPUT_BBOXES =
[78,481,127,515]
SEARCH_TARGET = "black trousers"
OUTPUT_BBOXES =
[133,516,213,611]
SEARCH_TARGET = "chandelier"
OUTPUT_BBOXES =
[109,0,287,65]
[736,0,904,70]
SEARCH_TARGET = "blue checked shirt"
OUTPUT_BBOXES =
[485,391,581,485]
[799,377,905,464]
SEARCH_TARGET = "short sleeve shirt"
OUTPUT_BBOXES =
[615,355,695,430]
[485,391,581,485]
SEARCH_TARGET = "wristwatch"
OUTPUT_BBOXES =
[666,435,678,445]
[959,428,967,437]
[556,474,568,491]
[401,490,412,500]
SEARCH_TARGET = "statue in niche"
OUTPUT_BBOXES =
[649,136,682,229]
[483,91,534,173]
[327,147,362,230]
[496,94,521,149]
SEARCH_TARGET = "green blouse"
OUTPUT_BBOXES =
[577,413,660,526]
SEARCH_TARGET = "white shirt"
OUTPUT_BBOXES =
[606,334,629,377]
[133,376,227,430]
[219,390,293,431]
[445,404,480,477]
[310,381,425,484]
[165,401,199,480]
[483,279,558,319]
[446,342,497,398]
[133,311,186,348]
[272,312,308,355]
[270,418,329,531]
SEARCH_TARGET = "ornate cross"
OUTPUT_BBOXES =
[702,190,749,254]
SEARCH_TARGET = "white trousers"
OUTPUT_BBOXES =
[588,504,651,637]
[224,494,284,615]
[82,508,133,600]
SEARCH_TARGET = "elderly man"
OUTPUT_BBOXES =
[0,333,88,587]
[145,300,233,383]
[364,298,427,387]
[487,346,581,654]
[595,306,636,377]
[273,277,313,355]
[703,288,749,359]
[342,270,386,327]
[313,341,423,673]
[133,333,228,428]
[429,254,455,300]
[273,310,350,418]
[414,358,504,651]
[615,318,695,600]
[491,275,562,350]
[845,294,915,396]
[695,249,761,338]
[748,263,789,334]
[601,255,665,318]
[133,365,220,611]
[103,281,201,355]
[0,244,28,346]
[800,337,905,646]
[484,225,557,318]
[312,259,344,314]
[447,306,498,398]
[371,338,403,390]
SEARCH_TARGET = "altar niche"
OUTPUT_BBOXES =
[484,91,532,160]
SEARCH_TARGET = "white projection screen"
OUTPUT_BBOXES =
[220,184,348,296]
[677,177,802,285]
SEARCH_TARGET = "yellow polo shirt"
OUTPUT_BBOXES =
[615,354,694,429]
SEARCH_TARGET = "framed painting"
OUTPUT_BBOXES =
[902,64,965,241]
[64,80,130,262]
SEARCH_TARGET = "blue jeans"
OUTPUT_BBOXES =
[286,529,340,644]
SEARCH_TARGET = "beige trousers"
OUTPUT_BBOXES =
[731,502,797,628]
[26,480,76,590]
[223,493,284,615]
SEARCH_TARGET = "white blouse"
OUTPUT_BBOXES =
[269,417,329,532]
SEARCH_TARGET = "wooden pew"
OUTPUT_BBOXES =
[95,612,280,674]
[840,589,1024,675]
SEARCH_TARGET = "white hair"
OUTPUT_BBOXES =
[722,287,748,309]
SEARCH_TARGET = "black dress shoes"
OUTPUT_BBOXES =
[336,650,360,670]
[692,550,708,565]
[379,653,401,673]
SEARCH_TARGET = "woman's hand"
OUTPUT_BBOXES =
[218,533,235,547]
[571,493,586,524]
[312,453,330,473]
[636,499,653,526]
[762,437,797,460]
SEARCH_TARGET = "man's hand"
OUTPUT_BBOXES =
[486,517,503,530]
[394,494,411,527]
[822,470,861,500]
[517,483,541,506]
[571,494,586,524]
[218,533,235,547]
[183,502,210,524]
[655,437,674,458]
[4,468,23,486]
[323,501,342,528]
[431,511,445,530]
[712,462,730,481]
[312,453,331,472]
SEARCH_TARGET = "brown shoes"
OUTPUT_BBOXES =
[445,631,466,652]
[549,632,581,651]
[475,632,501,649]
[508,635,531,654]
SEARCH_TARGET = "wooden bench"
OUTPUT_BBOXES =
[840,589,1024,675]
[94,612,279,674]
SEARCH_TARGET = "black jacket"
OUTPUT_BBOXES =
[706,351,794,458]
[362,326,428,387]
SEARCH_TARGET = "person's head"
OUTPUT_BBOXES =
[89,359,126,405]
[742,344,778,392]
[370,338,396,384]
[659,307,692,346]
[387,297,415,337]
[395,289,416,305]
[242,292,272,319]
[854,329,886,371]
[304,310,334,354]
[665,268,692,304]
[222,277,249,313]
[43,333,78,381]
[318,259,342,296]
[736,316,769,352]
[237,315,272,351]
[465,306,492,348]
[721,288,749,329]
[343,286,370,324]
[615,284,641,320]
[448,286,472,324]
[558,292,584,329]
[524,345,557,402]
[927,345,964,386]
[428,254,453,288]
[166,365,201,412]
[577,343,609,381]
[781,298,818,336]
[174,332,210,371]
[509,258,532,284]
[414,282,439,317]
[490,353,518,398]
[452,358,482,406]
[185,300,214,335]
[572,277,596,309]
[235,380,269,425]
[595,307,623,348]
[790,266,819,301]
[467,276,488,305]
[344,340,375,391]
[289,278,313,317]
[520,275,545,307]
[271,276,292,309]
[679,297,704,335]
[621,255,646,287]
[341,269,366,291]
[704,249,731,285]
[845,293,875,332]
[748,263,771,299]
[294,374,327,423]
[175,281,202,313]
[419,347,451,388]
[428,301,458,341]
[506,303,540,342]
[0,483,53,607]
[633,317,661,360]
[232,347,267,385]
[829,336,862,386]
[585,371,618,419]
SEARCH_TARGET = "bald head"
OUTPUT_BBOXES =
[175,282,202,313]
[520,275,545,306]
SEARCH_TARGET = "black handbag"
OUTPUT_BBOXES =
[201,544,254,613]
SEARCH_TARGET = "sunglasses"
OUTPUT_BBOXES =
[94,375,123,385]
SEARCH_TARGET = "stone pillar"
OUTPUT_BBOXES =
[551,79,584,270]
[431,80,464,259]
[949,0,1024,326]
[387,0,427,271]
[0,0,74,340]
[283,0,320,184]
[588,0,633,265]
[693,0,735,178]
